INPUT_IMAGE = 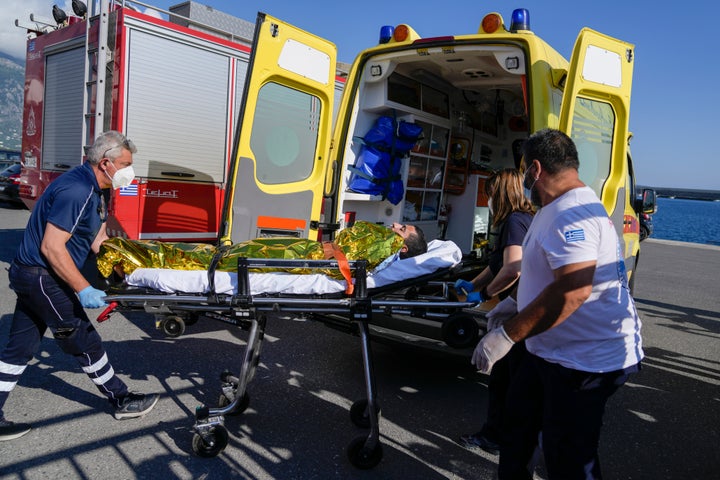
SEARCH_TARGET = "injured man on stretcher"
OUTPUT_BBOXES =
[97,221,463,296]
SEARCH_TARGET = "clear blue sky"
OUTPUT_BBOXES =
[3,0,718,191]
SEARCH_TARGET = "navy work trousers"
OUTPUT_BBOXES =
[0,262,128,419]
[499,350,636,480]
[481,341,528,441]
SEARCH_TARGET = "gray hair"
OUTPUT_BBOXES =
[86,131,137,165]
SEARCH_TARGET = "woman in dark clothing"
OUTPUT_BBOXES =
[454,168,534,454]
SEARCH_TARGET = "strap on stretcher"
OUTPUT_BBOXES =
[322,242,354,295]
[206,246,228,301]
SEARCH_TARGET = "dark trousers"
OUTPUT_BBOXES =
[0,262,128,419]
[481,341,527,441]
[499,350,636,480]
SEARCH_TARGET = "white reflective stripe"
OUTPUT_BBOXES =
[0,360,27,376]
[0,380,18,392]
[91,366,115,386]
[82,353,108,374]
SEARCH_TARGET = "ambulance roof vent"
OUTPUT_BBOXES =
[463,69,492,79]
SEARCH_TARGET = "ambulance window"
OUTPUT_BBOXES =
[571,97,614,197]
[251,82,321,185]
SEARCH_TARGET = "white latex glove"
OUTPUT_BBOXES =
[471,326,515,374]
[486,296,517,331]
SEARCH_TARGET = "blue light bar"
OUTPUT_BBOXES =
[510,9,530,32]
[379,25,394,44]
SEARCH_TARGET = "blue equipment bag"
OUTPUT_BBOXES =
[347,115,423,205]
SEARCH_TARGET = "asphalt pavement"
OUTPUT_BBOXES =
[0,202,718,479]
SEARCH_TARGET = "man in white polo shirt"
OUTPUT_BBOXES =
[472,128,643,479]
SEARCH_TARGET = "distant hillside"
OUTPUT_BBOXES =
[0,55,23,151]
[639,186,720,202]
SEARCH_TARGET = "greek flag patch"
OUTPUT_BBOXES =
[119,185,138,196]
[564,229,585,242]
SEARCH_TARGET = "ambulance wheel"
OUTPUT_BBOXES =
[442,313,479,349]
[192,426,228,458]
[162,316,186,337]
[346,435,383,469]
[218,392,249,416]
[350,398,380,428]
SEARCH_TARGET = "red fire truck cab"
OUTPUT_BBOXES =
[18,1,344,242]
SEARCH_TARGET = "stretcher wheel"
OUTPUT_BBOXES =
[192,426,229,458]
[185,313,200,326]
[161,316,186,337]
[346,435,383,469]
[350,398,380,428]
[218,392,250,416]
[441,313,479,349]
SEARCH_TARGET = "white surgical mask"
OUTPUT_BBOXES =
[106,162,135,189]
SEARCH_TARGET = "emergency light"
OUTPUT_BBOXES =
[379,25,394,44]
[393,25,411,42]
[480,13,504,34]
[510,9,530,32]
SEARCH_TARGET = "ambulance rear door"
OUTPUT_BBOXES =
[220,13,336,244]
[558,28,636,263]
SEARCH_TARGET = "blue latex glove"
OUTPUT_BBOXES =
[78,285,107,308]
[454,279,475,296]
[466,291,482,304]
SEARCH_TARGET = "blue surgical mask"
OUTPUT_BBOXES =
[523,165,537,201]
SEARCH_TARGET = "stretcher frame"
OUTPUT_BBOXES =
[99,256,481,468]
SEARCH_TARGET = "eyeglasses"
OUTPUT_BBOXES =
[101,138,136,159]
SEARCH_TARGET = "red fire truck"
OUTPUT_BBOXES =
[17,0,345,242]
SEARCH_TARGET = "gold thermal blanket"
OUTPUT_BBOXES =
[97,221,404,279]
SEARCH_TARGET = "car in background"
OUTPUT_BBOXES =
[639,212,653,241]
[0,163,24,207]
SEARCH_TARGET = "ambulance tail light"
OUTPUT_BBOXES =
[413,35,455,45]
[510,8,530,32]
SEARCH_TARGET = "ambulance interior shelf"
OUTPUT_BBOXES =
[362,71,450,120]
[444,137,470,195]
[402,118,448,225]
[342,111,449,231]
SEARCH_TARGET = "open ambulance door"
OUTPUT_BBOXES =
[557,28,637,271]
[219,14,336,244]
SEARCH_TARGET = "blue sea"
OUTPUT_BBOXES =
[651,197,720,247]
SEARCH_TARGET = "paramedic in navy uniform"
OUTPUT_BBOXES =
[0,131,159,441]
[473,129,643,479]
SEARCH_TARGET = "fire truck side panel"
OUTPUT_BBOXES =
[42,42,85,171]
[221,13,338,244]
[21,4,254,243]
[20,21,88,209]
[106,11,252,242]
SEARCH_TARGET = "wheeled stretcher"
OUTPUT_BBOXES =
[97,240,484,468]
